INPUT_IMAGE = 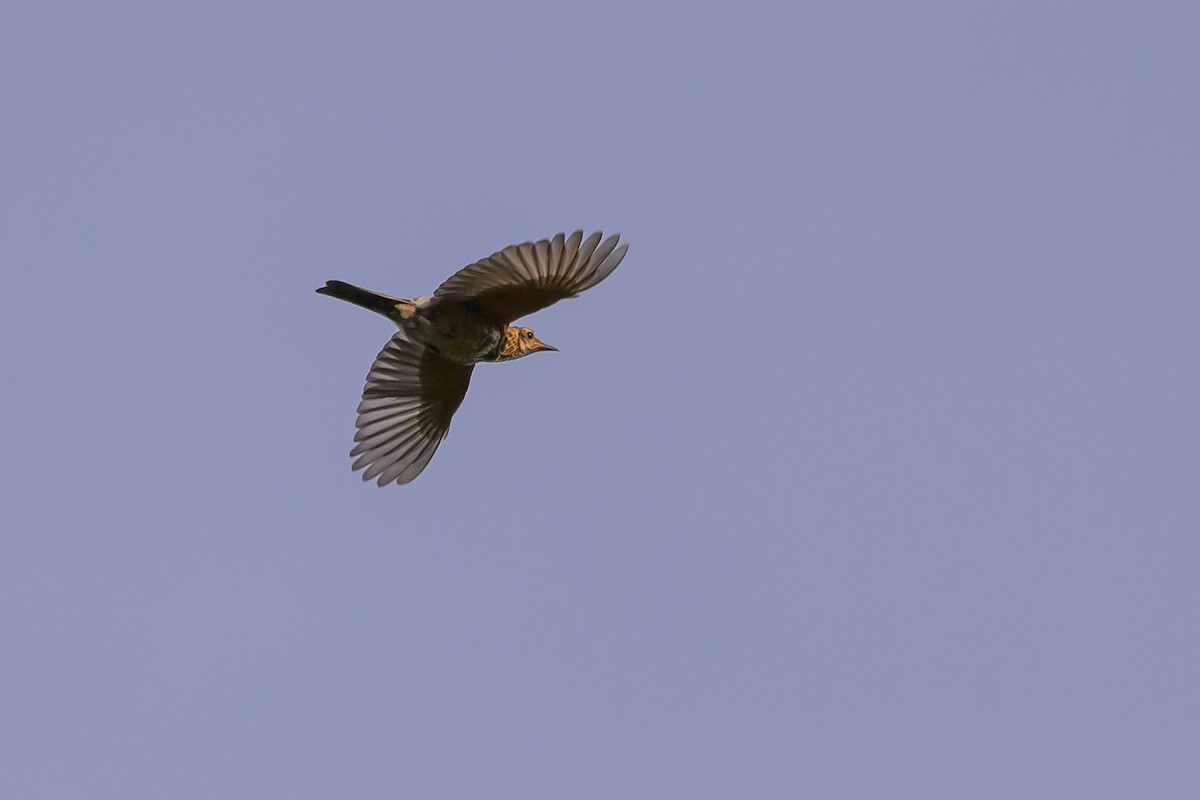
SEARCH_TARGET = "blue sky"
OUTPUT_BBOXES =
[3,2,1198,797]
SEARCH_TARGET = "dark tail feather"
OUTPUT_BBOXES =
[316,280,403,317]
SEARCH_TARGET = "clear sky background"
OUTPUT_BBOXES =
[3,2,1198,797]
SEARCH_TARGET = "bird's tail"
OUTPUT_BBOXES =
[316,280,410,318]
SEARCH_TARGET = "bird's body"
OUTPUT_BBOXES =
[317,230,628,485]
[315,287,514,363]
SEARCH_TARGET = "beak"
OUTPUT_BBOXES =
[536,341,558,352]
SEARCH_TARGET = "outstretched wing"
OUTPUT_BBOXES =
[349,332,474,486]
[430,230,628,325]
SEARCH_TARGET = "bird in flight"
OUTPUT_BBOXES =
[317,230,629,485]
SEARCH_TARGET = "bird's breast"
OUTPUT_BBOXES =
[402,303,503,364]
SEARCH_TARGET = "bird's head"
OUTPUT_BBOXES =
[499,326,558,361]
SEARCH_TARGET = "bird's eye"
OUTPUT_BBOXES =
[525,330,533,339]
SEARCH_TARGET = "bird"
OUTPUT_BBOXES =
[316,230,629,486]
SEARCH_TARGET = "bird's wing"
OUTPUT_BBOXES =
[350,332,474,486]
[430,230,628,324]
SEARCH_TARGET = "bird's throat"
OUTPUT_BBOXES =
[494,327,525,362]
